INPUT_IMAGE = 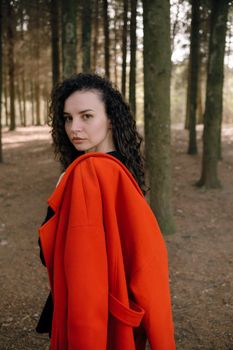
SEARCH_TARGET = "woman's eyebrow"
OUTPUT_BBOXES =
[63,109,94,115]
[79,109,94,113]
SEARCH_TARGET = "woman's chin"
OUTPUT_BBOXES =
[73,144,89,152]
[73,145,96,153]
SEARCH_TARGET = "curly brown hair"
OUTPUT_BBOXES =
[48,73,148,195]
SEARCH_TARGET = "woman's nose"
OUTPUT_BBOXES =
[71,118,83,133]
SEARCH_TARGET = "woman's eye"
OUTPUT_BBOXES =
[83,114,92,120]
[64,115,72,122]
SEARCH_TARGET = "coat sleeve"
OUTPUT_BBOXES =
[119,179,176,349]
[91,156,176,350]
[120,181,176,349]
[129,253,176,350]
[63,160,109,349]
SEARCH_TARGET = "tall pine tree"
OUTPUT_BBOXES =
[187,0,200,155]
[143,0,175,234]
[197,0,229,188]
[129,0,137,118]
[61,0,77,78]
[0,0,3,162]
[51,0,60,86]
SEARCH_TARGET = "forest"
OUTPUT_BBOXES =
[0,0,233,349]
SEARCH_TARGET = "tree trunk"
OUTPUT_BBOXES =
[92,0,99,72]
[35,1,41,125]
[121,0,128,97]
[185,60,191,130]
[187,0,200,155]
[6,1,16,131]
[43,96,48,124]
[16,80,23,126]
[35,80,41,126]
[0,0,3,162]
[113,0,119,86]
[19,2,26,126]
[82,0,92,72]
[22,75,26,126]
[103,0,110,78]
[197,0,229,188]
[51,0,60,87]
[143,0,175,235]
[30,81,35,125]
[129,0,137,118]
[61,0,77,78]
[3,68,8,126]
[197,73,203,124]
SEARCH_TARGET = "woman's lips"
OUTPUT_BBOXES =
[72,137,87,144]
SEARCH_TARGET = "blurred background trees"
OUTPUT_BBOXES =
[1,0,231,129]
[0,0,233,233]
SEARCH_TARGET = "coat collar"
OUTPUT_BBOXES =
[47,152,143,212]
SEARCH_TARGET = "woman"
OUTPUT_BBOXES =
[36,73,176,349]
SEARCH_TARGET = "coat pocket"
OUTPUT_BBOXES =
[109,293,145,327]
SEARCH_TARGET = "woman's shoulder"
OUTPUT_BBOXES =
[83,152,126,171]
[74,152,129,182]
[79,153,142,195]
[64,152,138,193]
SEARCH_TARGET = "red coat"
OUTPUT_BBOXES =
[39,152,176,350]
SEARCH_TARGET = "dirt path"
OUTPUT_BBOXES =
[0,125,232,350]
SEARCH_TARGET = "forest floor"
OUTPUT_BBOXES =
[0,124,233,350]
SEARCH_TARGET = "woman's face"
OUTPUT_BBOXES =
[63,90,115,153]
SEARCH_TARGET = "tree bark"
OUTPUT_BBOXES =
[121,0,128,97]
[16,80,23,126]
[185,60,191,130]
[197,0,229,188]
[113,0,119,86]
[82,0,92,72]
[22,75,26,126]
[6,1,15,131]
[3,68,9,126]
[34,0,41,125]
[35,80,41,126]
[92,0,99,72]
[0,0,3,162]
[129,0,137,118]
[51,0,60,87]
[19,2,26,126]
[103,0,110,78]
[61,0,77,78]
[30,81,35,125]
[197,73,203,124]
[143,0,175,235]
[187,0,200,155]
